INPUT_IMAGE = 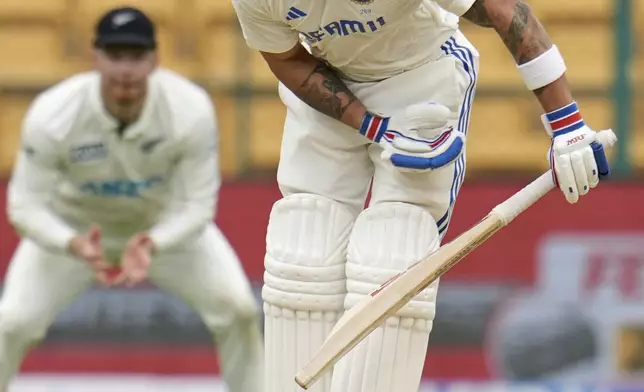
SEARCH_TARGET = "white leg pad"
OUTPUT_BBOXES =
[331,202,440,392]
[262,194,356,392]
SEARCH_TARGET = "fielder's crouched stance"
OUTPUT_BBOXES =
[0,7,262,392]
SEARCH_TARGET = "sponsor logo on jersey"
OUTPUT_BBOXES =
[300,16,386,43]
[350,0,374,4]
[70,141,108,163]
[140,137,166,154]
[79,176,164,198]
[286,6,307,21]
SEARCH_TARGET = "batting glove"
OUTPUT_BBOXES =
[359,102,465,172]
[543,101,611,204]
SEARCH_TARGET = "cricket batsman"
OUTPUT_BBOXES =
[230,0,612,390]
[1,7,263,391]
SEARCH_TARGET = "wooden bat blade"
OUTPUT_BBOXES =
[294,214,503,389]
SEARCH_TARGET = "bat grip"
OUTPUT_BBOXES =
[490,129,617,225]
[490,171,554,225]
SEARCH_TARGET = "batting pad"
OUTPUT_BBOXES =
[331,202,440,392]
[262,194,355,392]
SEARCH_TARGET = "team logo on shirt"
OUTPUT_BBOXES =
[140,137,165,154]
[70,141,108,163]
[285,6,307,21]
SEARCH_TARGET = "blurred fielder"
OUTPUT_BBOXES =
[231,0,612,391]
[1,7,263,392]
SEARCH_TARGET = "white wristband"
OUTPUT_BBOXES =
[517,45,567,90]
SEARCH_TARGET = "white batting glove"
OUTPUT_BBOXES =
[543,101,612,204]
[359,103,465,172]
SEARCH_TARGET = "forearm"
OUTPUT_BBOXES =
[8,200,76,252]
[148,204,211,252]
[264,49,367,129]
[7,155,77,252]
[463,0,573,111]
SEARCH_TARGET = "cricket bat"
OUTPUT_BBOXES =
[295,129,617,389]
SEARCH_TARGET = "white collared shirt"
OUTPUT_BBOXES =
[7,68,220,254]
[231,0,476,82]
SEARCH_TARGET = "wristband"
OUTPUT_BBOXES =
[541,101,585,137]
[359,112,389,143]
[517,45,567,91]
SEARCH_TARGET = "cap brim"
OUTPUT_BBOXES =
[94,34,155,49]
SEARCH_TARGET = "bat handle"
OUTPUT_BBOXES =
[490,129,617,225]
[490,171,554,225]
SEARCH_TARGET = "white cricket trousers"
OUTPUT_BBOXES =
[278,31,480,228]
[0,224,263,392]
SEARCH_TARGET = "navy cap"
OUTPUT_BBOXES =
[93,7,156,50]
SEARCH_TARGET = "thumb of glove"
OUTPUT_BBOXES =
[402,102,451,131]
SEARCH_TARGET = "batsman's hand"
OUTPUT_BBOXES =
[113,232,155,287]
[68,224,111,285]
[543,102,612,204]
[360,102,465,172]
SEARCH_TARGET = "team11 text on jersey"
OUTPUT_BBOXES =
[300,17,386,43]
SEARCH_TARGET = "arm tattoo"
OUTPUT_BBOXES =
[463,0,552,64]
[461,0,494,27]
[295,63,358,120]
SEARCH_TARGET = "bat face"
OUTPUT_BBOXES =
[296,215,504,389]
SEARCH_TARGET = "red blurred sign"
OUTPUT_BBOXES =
[584,252,644,300]
[1,180,643,378]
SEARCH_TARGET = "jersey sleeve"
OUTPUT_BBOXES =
[432,0,477,16]
[7,117,77,253]
[231,0,300,54]
[148,99,220,252]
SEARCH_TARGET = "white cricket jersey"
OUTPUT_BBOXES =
[232,0,477,82]
[7,68,220,254]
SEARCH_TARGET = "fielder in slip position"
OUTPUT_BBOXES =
[231,0,612,391]
[1,7,263,392]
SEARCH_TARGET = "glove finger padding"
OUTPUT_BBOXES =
[553,153,579,204]
[582,146,600,188]
[569,149,590,196]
